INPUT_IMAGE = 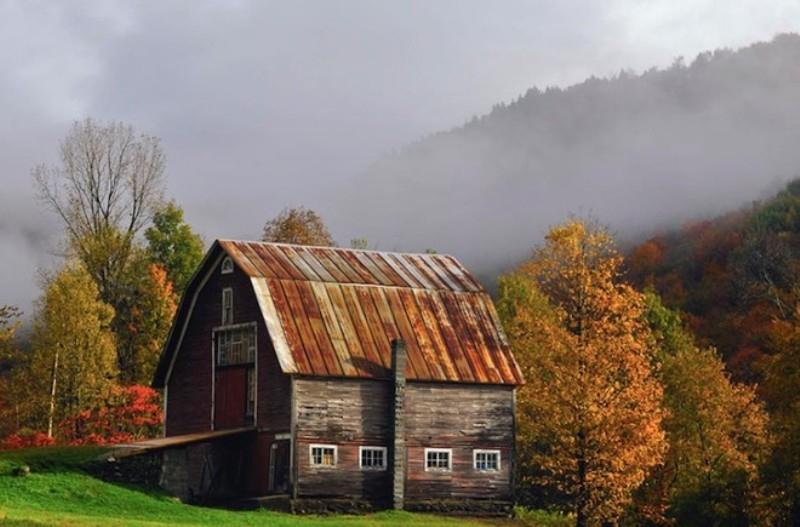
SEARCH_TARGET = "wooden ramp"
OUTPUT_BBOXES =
[106,427,256,459]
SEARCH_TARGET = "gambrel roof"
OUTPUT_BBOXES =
[153,240,524,387]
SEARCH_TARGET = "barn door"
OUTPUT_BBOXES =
[268,440,291,494]
[214,366,248,429]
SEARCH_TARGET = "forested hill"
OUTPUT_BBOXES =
[343,33,800,283]
[627,179,800,382]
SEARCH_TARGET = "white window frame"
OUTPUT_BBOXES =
[221,256,234,274]
[424,448,452,472]
[473,449,501,472]
[359,446,388,471]
[309,444,337,468]
[222,287,233,325]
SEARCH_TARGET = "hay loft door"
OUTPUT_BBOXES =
[214,324,256,429]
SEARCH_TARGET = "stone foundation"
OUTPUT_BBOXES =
[404,499,514,517]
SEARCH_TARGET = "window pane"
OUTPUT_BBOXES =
[426,450,450,470]
[475,451,499,471]
[311,446,336,467]
[361,448,385,469]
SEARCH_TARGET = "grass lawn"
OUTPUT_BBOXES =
[0,447,571,527]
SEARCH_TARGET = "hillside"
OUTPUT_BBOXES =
[627,179,800,380]
[0,447,568,527]
[343,34,800,283]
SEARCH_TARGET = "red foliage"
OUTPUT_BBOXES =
[1,430,55,449]
[58,385,162,446]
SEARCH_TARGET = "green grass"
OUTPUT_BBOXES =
[0,447,568,527]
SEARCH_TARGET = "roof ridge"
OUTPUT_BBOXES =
[257,275,488,294]
[216,238,456,260]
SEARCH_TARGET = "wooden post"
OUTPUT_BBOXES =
[47,346,60,439]
[391,339,407,510]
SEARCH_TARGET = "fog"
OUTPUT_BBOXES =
[344,35,800,283]
[1,1,799,314]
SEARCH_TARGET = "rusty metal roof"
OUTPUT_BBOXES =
[220,240,523,385]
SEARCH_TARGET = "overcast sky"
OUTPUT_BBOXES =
[2,0,799,314]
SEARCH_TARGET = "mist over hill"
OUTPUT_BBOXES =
[342,34,800,283]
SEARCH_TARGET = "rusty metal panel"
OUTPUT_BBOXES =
[364,252,407,287]
[397,288,447,380]
[293,281,343,377]
[307,247,351,283]
[408,255,449,290]
[377,252,420,288]
[340,286,388,374]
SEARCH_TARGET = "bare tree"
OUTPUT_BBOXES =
[34,118,165,300]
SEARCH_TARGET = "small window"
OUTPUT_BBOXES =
[310,444,337,467]
[216,326,255,366]
[222,288,233,325]
[425,448,452,472]
[221,256,234,274]
[473,449,501,471]
[359,446,387,471]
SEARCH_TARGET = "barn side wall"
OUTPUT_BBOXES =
[292,377,514,507]
[404,383,514,503]
[293,377,392,501]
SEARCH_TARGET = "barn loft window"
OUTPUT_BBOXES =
[216,325,255,366]
[221,256,234,274]
[424,448,452,472]
[310,445,337,467]
[222,288,233,325]
[359,446,387,471]
[473,449,501,471]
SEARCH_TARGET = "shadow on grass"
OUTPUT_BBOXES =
[0,447,110,475]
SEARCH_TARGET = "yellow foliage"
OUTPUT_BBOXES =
[500,220,666,526]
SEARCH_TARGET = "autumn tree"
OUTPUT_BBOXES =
[34,118,166,305]
[262,206,335,246]
[631,292,770,526]
[0,305,22,364]
[113,251,177,385]
[0,305,23,436]
[761,303,800,525]
[498,220,666,526]
[145,200,204,294]
[28,262,117,439]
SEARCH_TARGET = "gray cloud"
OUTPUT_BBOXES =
[1,1,799,313]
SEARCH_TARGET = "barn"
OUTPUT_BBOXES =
[151,239,524,513]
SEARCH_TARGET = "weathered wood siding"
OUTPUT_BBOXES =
[405,383,514,501]
[293,377,514,502]
[294,378,392,499]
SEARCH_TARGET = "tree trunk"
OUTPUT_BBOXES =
[47,347,60,439]
[576,428,588,527]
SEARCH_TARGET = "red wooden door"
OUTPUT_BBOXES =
[214,367,247,429]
